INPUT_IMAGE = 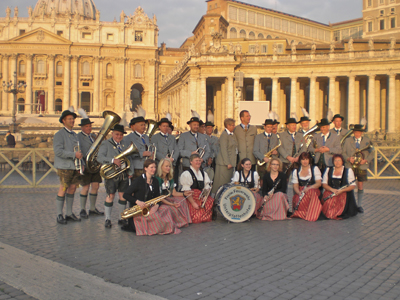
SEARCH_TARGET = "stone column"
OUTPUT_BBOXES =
[93,57,100,114]
[290,77,297,115]
[71,56,79,110]
[309,76,317,122]
[227,76,234,119]
[26,54,33,114]
[335,79,340,115]
[367,74,376,132]
[10,54,18,111]
[347,75,356,125]
[388,73,396,133]
[354,78,360,124]
[48,54,55,114]
[328,76,336,115]
[115,58,125,113]
[253,76,260,101]
[271,77,279,113]
[63,55,71,111]
[200,76,207,121]
[1,55,9,112]
[188,76,197,115]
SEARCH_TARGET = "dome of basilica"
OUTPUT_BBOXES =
[33,0,98,20]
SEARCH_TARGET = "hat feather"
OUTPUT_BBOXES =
[291,112,298,122]
[68,106,75,113]
[327,109,333,122]
[166,112,172,121]
[136,105,146,118]
[207,110,214,123]
[268,111,275,120]
[301,107,309,118]
[273,111,280,121]
[191,110,200,119]
[120,111,128,127]
[132,111,138,118]
[360,117,367,127]
[77,108,88,119]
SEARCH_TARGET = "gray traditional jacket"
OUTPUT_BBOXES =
[253,132,280,161]
[77,131,96,162]
[123,131,150,170]
[342,136,374,170]
[234,124,257,164]
[150,132,179,165]
[205,134,219,159]
[53,128,79,170]
[278,131,307,164]
[215,130,238,166]
[310,132,342,167]
[178,131,210,167]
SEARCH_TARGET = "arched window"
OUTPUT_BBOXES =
[130,83,143,111]
[82,61,90,75]
[240,29,246,38]
[298,42,303,45]
[249,31,255,39]
[19,61,26,76]
[258,33,264,39]
[37,60,45,74]
[267,35,272,39]
[56,62,63,77]
[55,99,62,112]
[17,98,25,113]
[135,64,142,78]
[106,63,113,78]
[230,27,237,38]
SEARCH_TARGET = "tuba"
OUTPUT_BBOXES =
[86,111,121,173]
[340,124,354,146]
[257,134,281,166]
[99,142,138,179]
[121,192,171,219]
[144,119,159,159]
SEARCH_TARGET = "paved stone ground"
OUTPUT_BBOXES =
[0,281,37,300]
[0,179,400,300]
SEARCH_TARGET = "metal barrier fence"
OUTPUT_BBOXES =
[0,146,399,188]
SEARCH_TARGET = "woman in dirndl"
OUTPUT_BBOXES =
[231,157,263,211]
[321,154,358,219]
[258,158,289,221]
[291,152,323,222]
[180,153,214,223]
[155,158,192,226]
[122,159,181,235]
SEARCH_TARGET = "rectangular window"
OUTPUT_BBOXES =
[380,0,384,4]
[380,10,384,16]
[19,30,25,35]
[368,0,372,6]
[334,30,340,41]
[135,31,143,41]
[261,45,268,53]
[368,21,373,32]
[107,33,114,41]
[57,31,63,37]
[239,8,246,23]
[391,8,395,14]
[229,6,237,21]
[82,82,90,87]
[56,81,62,86]
[277,44,283,53]
[249,45,255,53]
[380,19,385,30]
[82,32,92,39]
[391,17,396,28]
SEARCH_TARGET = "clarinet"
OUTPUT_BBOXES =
[293,177,311,213]
[257,178,281,213]
[323,180,356,201]
[283,142,305,175]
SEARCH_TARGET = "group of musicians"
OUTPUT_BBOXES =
[53,106,374,235]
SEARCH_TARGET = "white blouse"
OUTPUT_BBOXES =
[322,167,356,186]
[180,166,211,191]
[292,166,322,184]
[231,171,260,188]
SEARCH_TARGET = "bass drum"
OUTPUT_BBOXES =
[215,183,256,223]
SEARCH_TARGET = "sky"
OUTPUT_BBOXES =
[0,0,362,47]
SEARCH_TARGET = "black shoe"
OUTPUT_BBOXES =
[121,224,136,232]
[105,219,112,228]
[89,208,104,216]
[358,206,364,213]
[65,213,81,221]
[287,211,293,218]
[212,207,218,221]
[57,214,67,225]
[80,209,88,219]
[118,219,127,226]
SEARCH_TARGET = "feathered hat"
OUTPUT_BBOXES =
[59,106,77,124]
[77,108,93,126]
[205,110,215,127]
[129,105,146,126]
[299,107,311,122]
[272,111,280,125]
[263,111,275,125]
[317,109,333,127]
[158,112,173,126]
[285,112,299,125]
[187,110,201,125]
[353,117,367,132]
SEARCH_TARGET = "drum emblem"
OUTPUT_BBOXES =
[230,195,246,211]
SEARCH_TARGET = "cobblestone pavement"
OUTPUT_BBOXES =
[0,179,400,300]
[0,280,37,300]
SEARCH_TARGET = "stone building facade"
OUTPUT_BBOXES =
[0,0,159,119]
[158,0,400,134]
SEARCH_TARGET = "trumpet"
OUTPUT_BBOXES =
[147,143,157,160]
[257,134,281,166]
[195,145,207,158]
[121,192,171,219]
[74,141,84,175]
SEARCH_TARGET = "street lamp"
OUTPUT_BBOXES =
[3,71,27,133]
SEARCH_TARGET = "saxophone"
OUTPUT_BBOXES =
[120,191,171,220]
[351,144,372,169]
[99,142,138,180]
[257,134,281,166]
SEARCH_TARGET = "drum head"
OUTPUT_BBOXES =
[217,185,256,223]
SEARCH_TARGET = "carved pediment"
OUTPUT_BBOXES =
[7,28,72,44]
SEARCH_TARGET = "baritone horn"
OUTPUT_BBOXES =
[99,142,138,179]
[86,111,121,173]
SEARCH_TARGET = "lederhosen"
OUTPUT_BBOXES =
[297,167,315,187]
[188,168,205,190]
[238,171,255,189]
